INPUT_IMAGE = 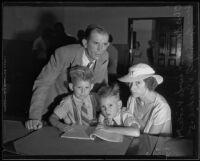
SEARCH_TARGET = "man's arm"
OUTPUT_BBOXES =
[26,47,70,130]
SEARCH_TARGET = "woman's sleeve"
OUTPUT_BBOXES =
[126,96,135,114]
[123,112,140,128]
[153,103,171,126]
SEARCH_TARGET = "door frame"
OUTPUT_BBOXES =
[128,17,184,71]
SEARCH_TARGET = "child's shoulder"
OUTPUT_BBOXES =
[89,92,99,101]
[89,92,98,97]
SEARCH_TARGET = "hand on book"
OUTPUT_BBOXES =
[104,118,113,126]
[58,123,76,132]
[96,124,105,130]
[96,124,112,133]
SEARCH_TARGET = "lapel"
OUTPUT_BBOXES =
[93,53,108,73]
[70,46,84,66]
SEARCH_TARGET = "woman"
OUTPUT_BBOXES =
[118,63,172,136]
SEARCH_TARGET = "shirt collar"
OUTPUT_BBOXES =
[82,50,95,66]
[112,110,121,124]
[72,94,90,105]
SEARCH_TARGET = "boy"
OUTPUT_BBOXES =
[49,65,99,132]
[96,83,140,137]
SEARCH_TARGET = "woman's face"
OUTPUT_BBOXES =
[129,79,147,98]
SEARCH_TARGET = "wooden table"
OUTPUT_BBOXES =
[3,120,194,158]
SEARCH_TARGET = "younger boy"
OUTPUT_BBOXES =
[49,65,99,132]
[97,83,140,137]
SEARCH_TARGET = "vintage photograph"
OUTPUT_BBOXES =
[2,0,199,159]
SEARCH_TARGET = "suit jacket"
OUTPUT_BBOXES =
[29,44,108,120]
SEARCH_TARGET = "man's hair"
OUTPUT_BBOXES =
[143,77,158,91]
[69,65,94,84]
[84,24,109,40]
[97,83,120,100]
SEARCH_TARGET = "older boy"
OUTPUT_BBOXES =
[49,66,99,132]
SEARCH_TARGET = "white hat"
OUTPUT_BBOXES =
[118,63,163,84]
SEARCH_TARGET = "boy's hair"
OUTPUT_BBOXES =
[97,83,120,100]
[143,77,158,91]
[69,65,94,84]
[84,24,109,40]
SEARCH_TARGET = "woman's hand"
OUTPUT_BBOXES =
[104,118,113,126]
[96,124,112,133]
[96,124,105,130]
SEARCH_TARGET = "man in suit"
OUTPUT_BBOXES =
[25,24,110,130]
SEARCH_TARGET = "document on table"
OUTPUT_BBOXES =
[61,125,123,142]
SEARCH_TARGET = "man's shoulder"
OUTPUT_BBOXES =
[107,44,118,53]
[98,50,109,63]
[56,44,82,52]
[55,44,83,58]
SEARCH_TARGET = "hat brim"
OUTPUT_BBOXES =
[118,74,163,84]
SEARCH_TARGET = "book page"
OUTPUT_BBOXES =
[61,125,94,140]
[61,125,123,142]
[90,128,123,142]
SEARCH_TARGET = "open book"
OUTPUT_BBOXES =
[61,125,123,142]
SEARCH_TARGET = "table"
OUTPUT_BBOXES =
[14,126,134,155]
[2,120,194,158]
[3,120,31,143]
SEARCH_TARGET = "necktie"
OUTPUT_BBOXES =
[112,119,118,126]
[87,61,94,69]
[81,103,90,126]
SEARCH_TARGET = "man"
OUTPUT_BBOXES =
[25,24,110,130]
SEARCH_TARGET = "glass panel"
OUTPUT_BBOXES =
[170,35,177,55]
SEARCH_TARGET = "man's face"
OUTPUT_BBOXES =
[83,30,110,61]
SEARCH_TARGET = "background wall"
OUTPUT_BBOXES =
[2,4,195,119]
[132,19,153,64]
[3,6,193,66]
[2,4,199,154]
[3,6,193,40]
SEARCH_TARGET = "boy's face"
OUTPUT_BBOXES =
[100,96,122,119]
[69,80,94,101]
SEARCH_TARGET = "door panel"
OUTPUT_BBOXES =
[155,18,183,70]
[128,18,184,74]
